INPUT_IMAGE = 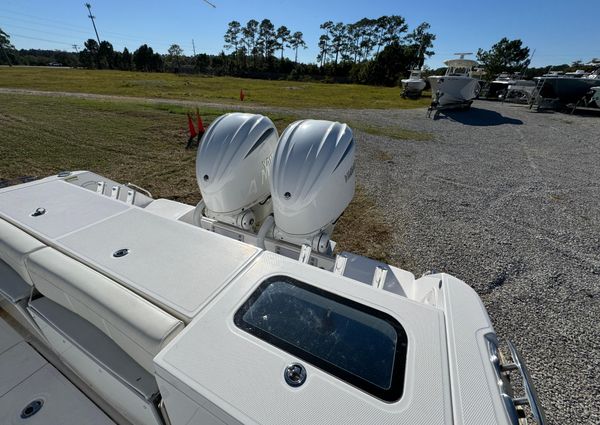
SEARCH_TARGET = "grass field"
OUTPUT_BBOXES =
[0,67,430,110]
[0,93,392,261]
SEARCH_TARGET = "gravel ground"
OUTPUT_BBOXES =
[320,101,599,425]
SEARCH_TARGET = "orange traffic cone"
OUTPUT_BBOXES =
[186,113,198,149]
[187,113,197,138]
[196,108,205,133]
[195,108,205,144]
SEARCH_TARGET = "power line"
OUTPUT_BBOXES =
[0,11,194,51]
[9,33,75,46]
[1,21,150,46]
[9,31,192,54]
[0,15,92,34]
[0,9,181,44]
[0,7,92,31]
[0,12,164,43]
[3,23,93,41]
[0,15,175,45]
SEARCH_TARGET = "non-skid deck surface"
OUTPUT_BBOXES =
[0,177,261,323]
[0,315,115,424]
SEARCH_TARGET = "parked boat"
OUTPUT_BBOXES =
[0,114,545,424]
[401,69,427,98]
[535,68,600,105]
[480,74,536,103]
[505,80,537,103]
[428,53,481,109]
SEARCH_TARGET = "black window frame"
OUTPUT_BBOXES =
[233,275,408,402]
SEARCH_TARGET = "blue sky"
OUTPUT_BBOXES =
[1,0,599,68]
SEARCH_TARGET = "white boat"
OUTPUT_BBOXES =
[583,68,600,80]
[0,114,545,424]
[482,73,536,103]
[401,69,426,98]
[428,53,481,109]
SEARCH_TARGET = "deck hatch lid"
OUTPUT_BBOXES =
[234,275,408,402]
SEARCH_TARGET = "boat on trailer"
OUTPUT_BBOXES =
[534,68,600,106]
[428,53,481,110]
[401,69,427,98]
[0,114,545,424]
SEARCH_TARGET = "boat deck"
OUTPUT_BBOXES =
[0,312,114,424]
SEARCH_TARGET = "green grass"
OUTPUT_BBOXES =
[0,93,297,202]
[0,67,431,110]
[0,93,392,260]
[0,93,208,202]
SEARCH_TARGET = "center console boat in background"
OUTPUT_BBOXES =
[428,53,481,110]
[0,113,545,424]
[401,69,427,98]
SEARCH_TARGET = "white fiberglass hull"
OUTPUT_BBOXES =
[401,79,426,93]
[428,75,480,107]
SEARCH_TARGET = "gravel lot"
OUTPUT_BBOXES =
[321,101,599,425]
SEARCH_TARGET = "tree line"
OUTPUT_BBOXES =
[315,17,434,66]
[223,19,307,66]
[78,39,164,72]
[2,17,438,86]
[219,16,436,85]
[2,25,597,86]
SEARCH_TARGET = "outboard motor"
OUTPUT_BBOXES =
[195,113,278,230]
[269,119,355,253]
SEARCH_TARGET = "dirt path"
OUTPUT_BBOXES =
[0,87,428,121]
[0,87,275,113]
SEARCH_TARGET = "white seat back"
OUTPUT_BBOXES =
[26,248,184,372]
[0,219,44,285]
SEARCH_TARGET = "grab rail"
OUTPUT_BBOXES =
[503,341,547,425]
[486,335,546,424]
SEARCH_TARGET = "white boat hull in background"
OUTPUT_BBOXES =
[429,75,480,108]
[401,79,426,96]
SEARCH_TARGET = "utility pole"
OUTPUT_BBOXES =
[192,39,196,56]
[72,44,80,53]
[85,3,101,44]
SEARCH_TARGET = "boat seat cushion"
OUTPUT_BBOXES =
[26,248,184,372]
[0,219,45,285]
[144,199,195,220]
[29,297,159,400]
[0,259,32,303]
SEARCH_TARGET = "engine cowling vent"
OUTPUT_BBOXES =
[196,113,278,230]
[270,119,355,251]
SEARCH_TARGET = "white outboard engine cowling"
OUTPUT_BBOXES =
[270,119,355,253]
[196,113,278,230]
